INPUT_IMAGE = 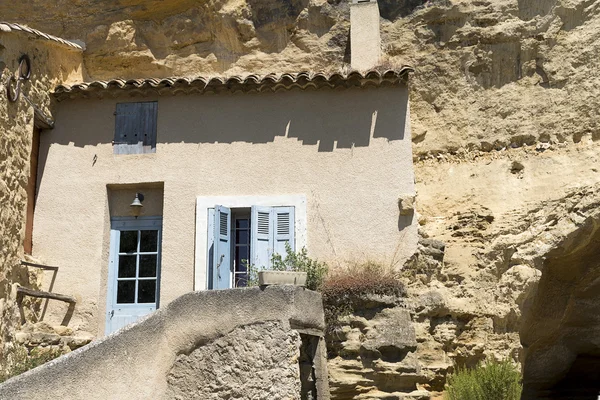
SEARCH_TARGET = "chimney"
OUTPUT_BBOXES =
[350,0,381,71]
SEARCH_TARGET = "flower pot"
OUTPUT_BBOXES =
[258,271,307,287]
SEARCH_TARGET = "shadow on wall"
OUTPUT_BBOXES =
[377,0,430,21]
[517,0,557,20]
[47,86,408,152]
[520,217,600,398]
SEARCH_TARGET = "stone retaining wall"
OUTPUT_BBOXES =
[0,286,329,400]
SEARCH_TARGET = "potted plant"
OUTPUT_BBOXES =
[250,243,328,290]
[258,269,307,287]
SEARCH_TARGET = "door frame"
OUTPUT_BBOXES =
[106,216,162,335]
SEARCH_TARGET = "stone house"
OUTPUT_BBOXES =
[3,0,418,338]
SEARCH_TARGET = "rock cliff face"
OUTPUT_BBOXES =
[3,0,600,397]
[3,0,599,157]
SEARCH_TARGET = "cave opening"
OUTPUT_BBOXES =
[520,217,600,399]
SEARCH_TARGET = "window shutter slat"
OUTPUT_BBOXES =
[273,207,295,257]
[251,206,273,269]
[142,102,158,150]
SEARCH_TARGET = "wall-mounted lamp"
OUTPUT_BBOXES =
[130,192,144,217]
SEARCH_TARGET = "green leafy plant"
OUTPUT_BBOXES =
[246,262,259,287]
[0,346,65,383]
[245,243,328,291]
[270,242,328,291]
[444,358,522,400]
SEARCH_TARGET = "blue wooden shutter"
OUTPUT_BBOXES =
[273,207,295,256]
[251,206,273,269]
[212,205,231,289]
[114,102,157,154]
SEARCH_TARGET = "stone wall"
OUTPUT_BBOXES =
[0,30,83,372]
[166,321,302,400]
[0,286,328,400]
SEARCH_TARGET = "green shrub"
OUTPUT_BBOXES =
[444,359,522,400]
[0,346,65,383]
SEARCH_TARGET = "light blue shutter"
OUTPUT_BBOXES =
[251,206,273,269]
[273,207,295,257]
[212,205,231,289]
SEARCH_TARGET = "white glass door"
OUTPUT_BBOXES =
[106,217,161,335]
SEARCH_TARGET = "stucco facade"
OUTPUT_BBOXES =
[32,77,417,336]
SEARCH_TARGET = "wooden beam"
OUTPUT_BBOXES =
[21,260,59,271]
[17,286,76,304]
[21,93,55,129]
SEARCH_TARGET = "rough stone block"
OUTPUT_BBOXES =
[398,194,416,216]
[362,309,417,361]
[166,320,301,400]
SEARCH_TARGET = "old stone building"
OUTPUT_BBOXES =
[0,3,419,398]
[3,0,600,398]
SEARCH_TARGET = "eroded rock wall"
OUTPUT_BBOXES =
[0,32,83,373]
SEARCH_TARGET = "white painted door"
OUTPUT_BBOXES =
[106,217,162,335]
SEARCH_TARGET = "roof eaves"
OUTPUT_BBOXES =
[53,67,414,101]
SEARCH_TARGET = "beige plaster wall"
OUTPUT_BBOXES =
[33,84,417,336]
[0,32,83,369]
[107,184,164,218]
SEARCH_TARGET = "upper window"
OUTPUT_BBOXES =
[208,205,295,290]
[113,102,158,154]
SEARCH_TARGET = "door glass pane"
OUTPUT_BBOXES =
[117,281,135,303]
[236,229,249,244]
[235,275,248,288]
[236,247,249,269]
[118,255,137,278]
[236,219,249,229]
[138,280,156,303]
[119,231,138,253]
[140,230,158,252]
[139,255,157,277]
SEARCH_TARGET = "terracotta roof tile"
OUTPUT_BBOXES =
[0,22,84,50]
[54,68,413,101]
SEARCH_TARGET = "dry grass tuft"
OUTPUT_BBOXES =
[321,261,406,340]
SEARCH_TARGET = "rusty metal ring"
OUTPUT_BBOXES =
[18,54,31,81]
[6,75,21,102]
